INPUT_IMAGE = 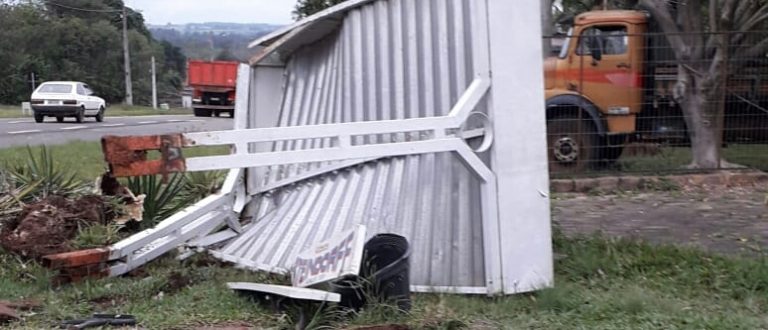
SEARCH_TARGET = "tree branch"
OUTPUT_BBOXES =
[640,0,687,60]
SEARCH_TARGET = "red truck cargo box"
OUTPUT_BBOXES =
[187,60,239,88]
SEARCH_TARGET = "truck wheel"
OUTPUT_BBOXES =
[214,111,221,117]
[34,113,44,123]
[56,116,64,123]
[228,110,235,118]
[194,108,213,117]
[547,115,599,173]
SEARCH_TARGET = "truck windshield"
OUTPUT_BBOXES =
[558,28,573,59]
[38,84,73,94]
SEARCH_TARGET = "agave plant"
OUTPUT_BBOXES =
[181,170,226,201]
[125,174,197,228]
[8,146,87,199]
[0,172,41,221]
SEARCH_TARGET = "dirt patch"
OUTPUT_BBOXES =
[0,195,106,259]
[553,185,768,256]
[0,302,19,324]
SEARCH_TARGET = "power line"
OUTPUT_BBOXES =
[44,1,122,13]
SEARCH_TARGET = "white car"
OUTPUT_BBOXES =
[30,81,106,123]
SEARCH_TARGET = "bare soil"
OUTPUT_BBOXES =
[0,195,106,259]
[553,184,768,256]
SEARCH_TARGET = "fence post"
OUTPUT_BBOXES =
[716,32,729,170]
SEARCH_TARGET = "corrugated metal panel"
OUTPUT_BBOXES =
[218,0,489,289]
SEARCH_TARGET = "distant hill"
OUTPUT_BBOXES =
[149,22,283,62]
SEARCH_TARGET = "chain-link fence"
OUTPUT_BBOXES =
[544,29,768,177]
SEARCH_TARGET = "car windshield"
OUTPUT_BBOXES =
[38,84,73,94]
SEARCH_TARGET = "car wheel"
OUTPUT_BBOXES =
[34,113,44,123]
[96,107,105,122]
[56,116,64,123]
[75,107,85,123]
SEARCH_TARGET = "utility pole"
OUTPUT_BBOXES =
[122,5,133,106]
[151,56,157,109]
[30,72,36,91]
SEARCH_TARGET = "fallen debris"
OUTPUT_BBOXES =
[60,313,136,329]
[0,302,20,324]
[0,195,106,259]
[98,172,145,225]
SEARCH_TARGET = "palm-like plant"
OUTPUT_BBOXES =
[181,170,226,201]
[8,146,87,199]
[125,174,197,228]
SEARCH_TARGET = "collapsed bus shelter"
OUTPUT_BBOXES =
[49,0,553,296]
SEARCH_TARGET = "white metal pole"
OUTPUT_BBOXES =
[151,56,158,109]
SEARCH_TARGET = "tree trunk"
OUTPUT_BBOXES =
[679,79,723,169]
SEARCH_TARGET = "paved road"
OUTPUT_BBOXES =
[0,115,233,148]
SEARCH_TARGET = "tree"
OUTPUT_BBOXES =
[640,0,768,168]
[293,0,347,20]
[0,1,185,105]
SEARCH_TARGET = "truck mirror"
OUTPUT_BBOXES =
[591,44,602,62]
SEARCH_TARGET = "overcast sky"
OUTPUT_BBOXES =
[126,0,295,25]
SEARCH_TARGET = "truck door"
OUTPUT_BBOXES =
[573,24,637,120]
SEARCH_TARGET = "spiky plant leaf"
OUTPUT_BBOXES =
[126,174,196,228]
[8,146,87,199]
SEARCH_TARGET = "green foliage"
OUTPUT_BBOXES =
[181,171,226,201]
[293,0,348,20]
[7,146,87,199]
[0,1,185,105]
[72,223,123,249]
[125,174,196,228]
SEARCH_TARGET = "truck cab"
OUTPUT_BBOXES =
[544,10,647,172]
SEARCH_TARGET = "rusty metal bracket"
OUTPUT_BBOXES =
[102,134,188,180]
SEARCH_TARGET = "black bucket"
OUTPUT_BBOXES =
[361,234,411,312]
[329,275,366,311]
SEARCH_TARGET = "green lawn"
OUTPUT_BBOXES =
[0,104,191,119]
[1,142,767,328]
[1,233,766,329]
[0,141,230,181]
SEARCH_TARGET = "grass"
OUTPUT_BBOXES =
[0,142,231,181]
[0,104,191,118]
[551,144,768,179]
[618,144,768,173]
[1,233,766,329]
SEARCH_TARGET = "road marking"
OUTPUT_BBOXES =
[166,119,185,122]
[138,121,158,124]
[189,120,206,123]
[102,123,125,127]
[8,120,33,124]
[8,130,42,135]
[60,126,87,130]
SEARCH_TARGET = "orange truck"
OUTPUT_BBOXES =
[545,10,767,172]
[187,60,239,118]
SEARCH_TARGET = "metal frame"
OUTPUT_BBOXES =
[56,0,552,296]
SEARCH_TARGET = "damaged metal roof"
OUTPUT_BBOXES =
[219,0,494,293]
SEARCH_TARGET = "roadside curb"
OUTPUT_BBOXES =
[551,171,768,193]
